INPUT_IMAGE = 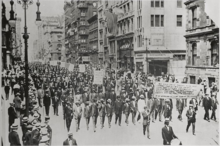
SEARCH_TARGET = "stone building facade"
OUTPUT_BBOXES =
[184,0,219,86]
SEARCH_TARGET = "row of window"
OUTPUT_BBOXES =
[151,0,182,8]
[191,42,219,66]
[150,15,182,27]
[151,0,164,8]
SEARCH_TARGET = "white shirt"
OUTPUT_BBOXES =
[166,125,169,131]
[138,99,146,112]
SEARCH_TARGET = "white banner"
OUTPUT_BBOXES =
[79,64,85,72]
[154,82,203,99]
[68,64,74,71]
[93,70,104,84]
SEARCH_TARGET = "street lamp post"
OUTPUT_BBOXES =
[17,0,41,117]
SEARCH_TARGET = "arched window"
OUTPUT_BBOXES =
[211,41,219,66]
[192,43,197,65]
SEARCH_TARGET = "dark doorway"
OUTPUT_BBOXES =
[208,77,215,87]
[190,76,196,84]
[149,60,168,76]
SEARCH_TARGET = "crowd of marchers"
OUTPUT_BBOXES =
[1,61,219,146]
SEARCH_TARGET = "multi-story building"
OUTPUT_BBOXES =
[98,0,134,70]
[184,0,219,85]
[64,0,98,64]
[14,17,22,61]
[36,16,64,62]
[88,13,99,65]
[133,0,187,78]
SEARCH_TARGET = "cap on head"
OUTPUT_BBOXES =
[68,132,73,137]
[140,95,145,99]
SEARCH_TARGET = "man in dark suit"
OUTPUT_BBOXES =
[23,125,33,146]
[203,93,212,122]
[98,99,106,129]
[115,96,123,126]
[43,91,51,116]
[63,133,77,146]
[162,119,178,145]
[8,103,17,131]
[8,124,21,146]
[84,101,91,130]
[30,123,41,146]
[124,98,131,126]
[106,99,113,128]
[91,99,98,132]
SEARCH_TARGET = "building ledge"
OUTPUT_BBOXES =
[186,65,219,69]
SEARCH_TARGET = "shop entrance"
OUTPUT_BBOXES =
[149,60,168,76]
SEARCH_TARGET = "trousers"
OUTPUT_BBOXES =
[186,120,195,134]
[115,114,122,125]
[143,124,150,137]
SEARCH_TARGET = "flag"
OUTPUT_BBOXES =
[104,10,118,36]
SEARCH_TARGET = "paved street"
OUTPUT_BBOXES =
[2,87,219,145]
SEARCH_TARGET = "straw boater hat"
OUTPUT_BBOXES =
[11,124,18,130]
[107,99,111,103]
[140,94,145,99]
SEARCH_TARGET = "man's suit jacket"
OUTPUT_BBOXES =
[91,103,98,117]
[142,110,150,125]
[84,105,91,118]
[8,107,17,124]
[162,126,177,145]
[63,138,77,146]
[8,131,21,146]
[123,103,130,115]
[30,129,41,145]
[115,99,123,115]
[99,103,106,117]
[203,97,212,110]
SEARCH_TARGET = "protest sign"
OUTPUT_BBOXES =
[153,82,203,99]
[68,64,74,71]
[61,62,65,68]
[93,70,104,84]
[79,64,85,72]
